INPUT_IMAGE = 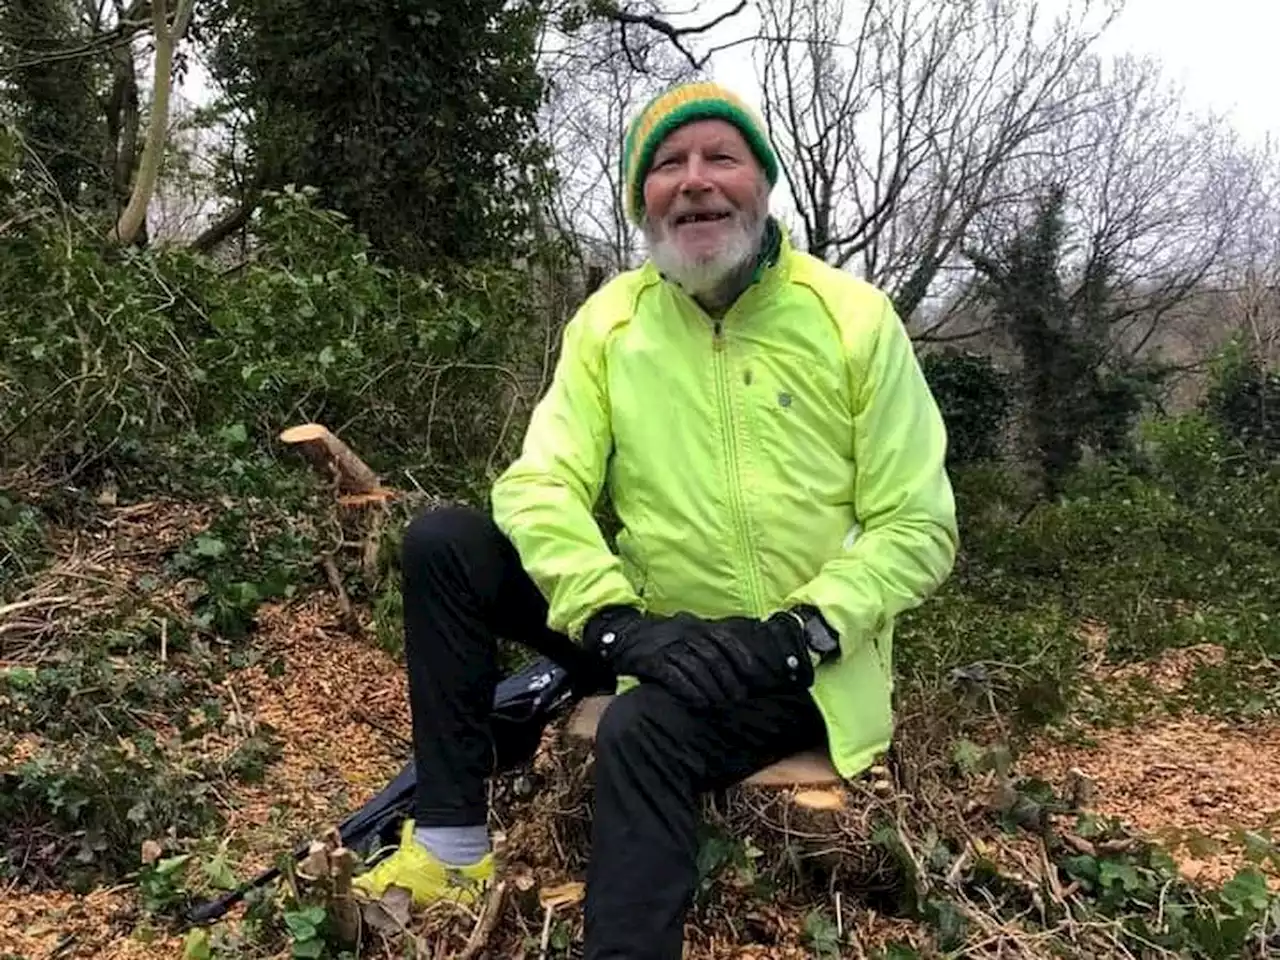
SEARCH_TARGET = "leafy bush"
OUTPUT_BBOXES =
[0,739,221,890]
[919,349,1014,465]
[0,188,549,500]
[900,415,1280,728]
[167,501,319,642]
[1136,412,1241,492]
[1077,361,1169,458]
[0,489,47,596]
[1203,341,1280,458]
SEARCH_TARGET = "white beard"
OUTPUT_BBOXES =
[643,200,768,302]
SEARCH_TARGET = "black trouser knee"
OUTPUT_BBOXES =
[402,504,603,826]
[401,504,827,959]
[582,684,825,960]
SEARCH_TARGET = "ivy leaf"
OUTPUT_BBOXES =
[192,535,227,559]
[202,852,238,891]
[1219,867,1270,914]
[1098,859,1141,892]
[183,929,212,960]
[284,914,317,941]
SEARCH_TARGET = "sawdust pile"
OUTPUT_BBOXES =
[1022,715,1280,890]
[225,594,411,875]
[0,498,413,959]
[1019,633,1280,890]
[0,887,184,959]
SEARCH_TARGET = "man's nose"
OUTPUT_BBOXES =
[677,155,714,193]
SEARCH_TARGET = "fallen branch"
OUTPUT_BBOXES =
[321,554,359,634]
[0,620,54,638]
[224,679,252,737]
[0,595,72,620]
[460,879,508,960]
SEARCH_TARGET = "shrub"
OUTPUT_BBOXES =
[1203,341,1280,457]
[0,490,47,596]
[0,188,548,501]
[919,349,1014,465]
[903,412,1280,732]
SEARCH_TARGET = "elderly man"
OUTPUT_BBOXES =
[353,81,958,958]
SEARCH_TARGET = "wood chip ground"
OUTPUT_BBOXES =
[4,503,1279,956]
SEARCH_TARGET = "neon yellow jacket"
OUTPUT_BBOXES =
[490,232,958,779]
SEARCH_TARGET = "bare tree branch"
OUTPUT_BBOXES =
[537,7,693,273]
[757,0,1122,326]
[603,0,747,70]
[1,11,149,72]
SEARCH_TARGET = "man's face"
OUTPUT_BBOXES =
[641,119,769,298]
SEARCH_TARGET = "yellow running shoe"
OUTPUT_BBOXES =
[351,819,494,908]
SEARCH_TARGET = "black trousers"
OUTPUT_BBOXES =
[402,505,827,960]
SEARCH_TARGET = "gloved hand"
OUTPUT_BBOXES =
[582,606,817,709]
[750,610,817,691]
[582,606,762,710]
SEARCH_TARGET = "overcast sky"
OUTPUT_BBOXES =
[702,0,1278,146]
[1088,0,1277,144]
[178,0,1276,146]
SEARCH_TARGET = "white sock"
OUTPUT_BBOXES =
[413,824,490,866]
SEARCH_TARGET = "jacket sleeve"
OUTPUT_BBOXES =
[785,290,959,654]
[489,303,642,640]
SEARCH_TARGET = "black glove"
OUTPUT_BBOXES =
[582,606,764,710]
[673,610,816,696]
[749,610,817,691]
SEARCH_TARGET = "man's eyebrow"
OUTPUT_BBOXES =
[656,137,742,159]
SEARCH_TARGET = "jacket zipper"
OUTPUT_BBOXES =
[711,319,766,616]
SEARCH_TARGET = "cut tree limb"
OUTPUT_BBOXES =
[322,554,360,634]
[0,596,72,620]
[281,422,398,600]
[279,423,386,497]
[460,880,508,960]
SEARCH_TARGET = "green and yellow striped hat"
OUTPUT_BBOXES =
[622,81,779,225]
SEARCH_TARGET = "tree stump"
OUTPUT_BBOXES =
[278,422,405,629]
[565,694,843,789]
[491,691,911,918]
[278,423,386,497]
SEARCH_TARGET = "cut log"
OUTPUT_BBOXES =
[565,694,842,788]
[279,423,385,496]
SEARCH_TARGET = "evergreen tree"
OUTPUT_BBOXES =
[204,0,553,269]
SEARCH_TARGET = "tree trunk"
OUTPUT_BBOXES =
[111,0,194,244]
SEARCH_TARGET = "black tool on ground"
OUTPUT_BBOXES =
[183,655,586,927]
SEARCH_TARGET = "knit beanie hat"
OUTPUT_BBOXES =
[622,81,779,225]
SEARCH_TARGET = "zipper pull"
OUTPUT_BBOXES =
[712,319,724,348]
